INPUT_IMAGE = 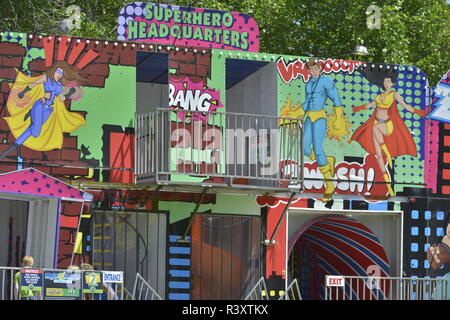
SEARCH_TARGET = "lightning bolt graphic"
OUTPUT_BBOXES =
[430,70,450,123]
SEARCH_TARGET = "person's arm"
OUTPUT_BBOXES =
[13,274,20,300]
[29,74,47,89]
[14,282,19,300]
[325,78,345,126]
[301,83,310,113]
[324,77,343,108]
[102,283,115,300]
[324,77,351,141]
[394,92,428,117]
[352,100,376,112]
[18,75,46,98]
[325,77,345,125]
[59,86,79,102]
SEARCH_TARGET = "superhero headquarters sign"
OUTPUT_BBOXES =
[117,2,260,51]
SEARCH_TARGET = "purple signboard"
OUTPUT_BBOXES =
[117,2,260,52]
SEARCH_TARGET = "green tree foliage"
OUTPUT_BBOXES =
[0,0,448,84]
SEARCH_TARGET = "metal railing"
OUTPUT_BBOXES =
[279,279,302,300]
[324,275,449,300]
[244,277,269,300]
[123,286,134,300]
[0,266,124,300]
[135,108,303,190]
[131,272,163,300]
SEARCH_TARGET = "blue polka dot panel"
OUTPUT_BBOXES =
[402,200,450,278]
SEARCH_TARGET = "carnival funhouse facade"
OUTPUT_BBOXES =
[0,2,449,300]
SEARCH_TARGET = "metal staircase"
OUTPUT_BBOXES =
[279,279,302,300]
[244,277,269,300]
[132,273,163,300]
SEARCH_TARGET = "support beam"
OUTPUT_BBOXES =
[267,192,296,245]
[179,187,209,242]
[135,185,162,208]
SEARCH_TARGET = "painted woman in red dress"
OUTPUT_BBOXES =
[349,64,428,196]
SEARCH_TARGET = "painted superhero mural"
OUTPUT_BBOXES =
[280,58,352,202]
[0,31,224,274]
[349,64,428,196]
[0,32,138,268]
[0,33,136,181]
[1,61,88,160]
[277,56,433,202]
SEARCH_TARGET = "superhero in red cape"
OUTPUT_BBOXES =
[349,64,428,196]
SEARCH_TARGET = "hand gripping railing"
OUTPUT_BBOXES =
[131,272,163,300]
[244,277,269,300]
[279,279,302,300]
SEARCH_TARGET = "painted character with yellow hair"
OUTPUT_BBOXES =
[0,61,86,160]
[301,58,350,201]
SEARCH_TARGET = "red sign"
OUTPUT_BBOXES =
[326,276,345,287]
[277,57,362,83]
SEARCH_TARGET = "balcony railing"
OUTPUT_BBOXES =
[135,108,303,191]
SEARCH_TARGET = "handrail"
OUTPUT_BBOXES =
[135,108,304,191]
[122,286,133,300]
[244,277,269,300]
[324,275,449,300]
[279,278,301,300]
[137,107,305,123]
[132,272,163,300]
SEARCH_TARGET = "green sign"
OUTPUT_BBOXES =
[83,271,103,294]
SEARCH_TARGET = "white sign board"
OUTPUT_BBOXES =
[102,271,123,283]
[430,70,450,123]
[326,276,345,287]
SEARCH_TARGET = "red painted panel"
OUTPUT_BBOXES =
[443,169,450,180]
[444,136,450,147]
[264,197,308,279]
[59,215,79,229]
[43,37,55,67]
[109,132,135,183]
[442,185,450,195]
[56,36,70,61]
[67,41,86,65]
[75,49,100,70]
[444,152,450,164]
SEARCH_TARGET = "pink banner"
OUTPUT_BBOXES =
[0,168,92,200]
[118,2,260,52]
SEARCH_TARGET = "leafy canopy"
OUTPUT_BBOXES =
[0,0,448,84]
